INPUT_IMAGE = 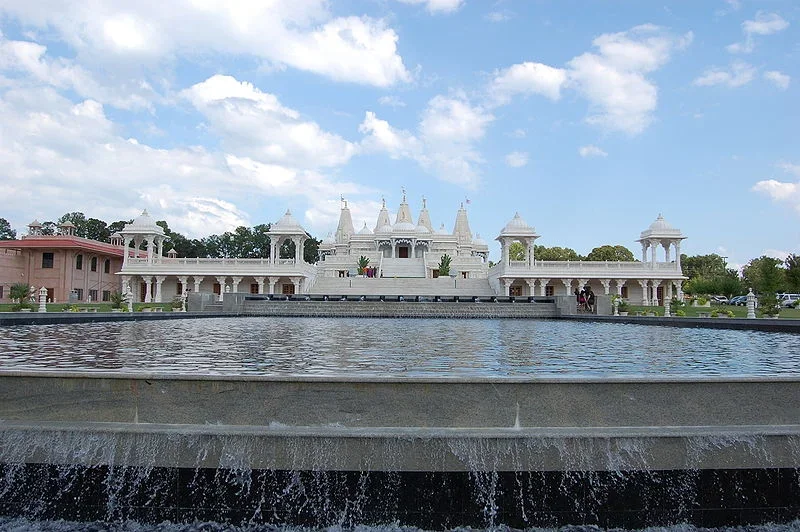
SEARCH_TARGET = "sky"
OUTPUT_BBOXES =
[0,0,797,269]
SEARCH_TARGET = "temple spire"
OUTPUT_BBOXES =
[395,191,413,225]
[417,196,433,232]
[335,198,355,244]
[453,202,473,245]
[374,197,391,232]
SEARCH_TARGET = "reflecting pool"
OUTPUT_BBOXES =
[1,317,799,377]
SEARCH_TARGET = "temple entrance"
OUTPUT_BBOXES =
[282,284,295,295]
[398,246,410,258]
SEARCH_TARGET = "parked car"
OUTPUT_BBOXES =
[710,295,729,304]
[729,295,748,306]
[778,293,800,308]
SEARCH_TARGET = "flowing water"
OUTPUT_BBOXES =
[2,317,800,530]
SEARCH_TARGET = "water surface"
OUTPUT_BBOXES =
[1,317,799,377]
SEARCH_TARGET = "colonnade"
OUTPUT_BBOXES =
[120,274,307,303]
[499,277,684,306]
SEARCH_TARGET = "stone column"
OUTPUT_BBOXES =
[123,237,132,266]
[664,298,671,318]
[177,276,188,295]
[615,279,626,296]
[147,239,155,264]
[538,279,550,296]
[525,279,536,297]
[502,278,514,296]
[675,241,682,271]
[192,276,204,293]
[599,279,611,295]
[501,239,509,266]
[255,276,266,294]
[638,280,649,306]
[676,279,684,300]
[120,276,131,295]
[154,276,165,303]
[666,281,673,300]
[268,276,278,295]
[231,276,242,294]
[291,277,301,294]
[561,279,573,296]
[665,243,671,263]
[650,239,659,268]
[144,276,153,303]
[651,279,661,306]
[156,238,164,264]
[640,242,648,263]
[215,276,227,301]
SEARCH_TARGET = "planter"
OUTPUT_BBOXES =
[618,311,628,316]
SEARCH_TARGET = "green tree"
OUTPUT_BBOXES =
[438,253,452,276]
[509,241,526,261]
[304,237,321,264]
[585,245,635,262]
[0,218,16,240]
[534,245,583,261]
[10,283,32,302]
[743,256,786,294]
[681,254,727,280]
[84,218,110,241]
[107,220,132,236]
[785,254,800,293]
[40,221,57,235]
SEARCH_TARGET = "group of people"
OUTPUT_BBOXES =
[575,287,596,312]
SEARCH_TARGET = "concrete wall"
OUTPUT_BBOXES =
[2,373,799,472]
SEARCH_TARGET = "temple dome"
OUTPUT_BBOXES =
[124,210,165,235]
[500,212,537,236]
[358,223,373,235]
[272,209,305,233]
[639,214,684,240]
[393,221,416,232]
[416,224,430,234]
[473,234,487,247]
[377,223,393,234]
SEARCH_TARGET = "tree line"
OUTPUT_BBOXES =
[0,213,321,264]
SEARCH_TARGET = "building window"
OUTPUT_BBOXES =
[46,288,54,302]
[74,288,84,300]
[42,252,54,269]
[176,282,183,295]
[0,286,4,299]
[621,286,629,298]
[510,286,522,297]
[250,283,259,294]
[76,254,83,270]
[102,290,110,302]
[89,289,98,302]
[545,285,554,297]
[213,283,221,295]
[461,271,468,279]
[104,259,110,274]
[90,257,97,272]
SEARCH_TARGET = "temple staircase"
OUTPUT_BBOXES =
[379,258,426,278]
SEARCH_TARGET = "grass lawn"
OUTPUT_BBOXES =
[627,304,800,319]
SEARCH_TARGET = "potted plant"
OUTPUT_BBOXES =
[357,255,370,276]
[617,299,629,316]
[10,283,33,312]
[438,254,452,277]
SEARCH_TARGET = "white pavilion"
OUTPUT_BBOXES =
[115,195,686,305]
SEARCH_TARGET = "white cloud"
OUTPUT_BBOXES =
[693,61,756,88]
[727,12,789,54]
[485,11,512,23]
[0,1,411,87]
[505,151,528,168]
[579,145,608,158]
[508,128,527,138]
[360,94,494,188]
[396,0,464,14]
[0,35,157,109]
[566,25,693,134]
[378,95,406,107]
[777,162,800,177]
[488,25,691,135]
[752,162,800,216]
[182,75,359,169]
[488,62,567,104]
[764,70,790,90]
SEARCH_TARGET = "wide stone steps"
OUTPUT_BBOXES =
[240,300,557,318]
[379,257,427,278]
[308,277,495,296]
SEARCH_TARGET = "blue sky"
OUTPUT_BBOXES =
[0,0,797,268]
